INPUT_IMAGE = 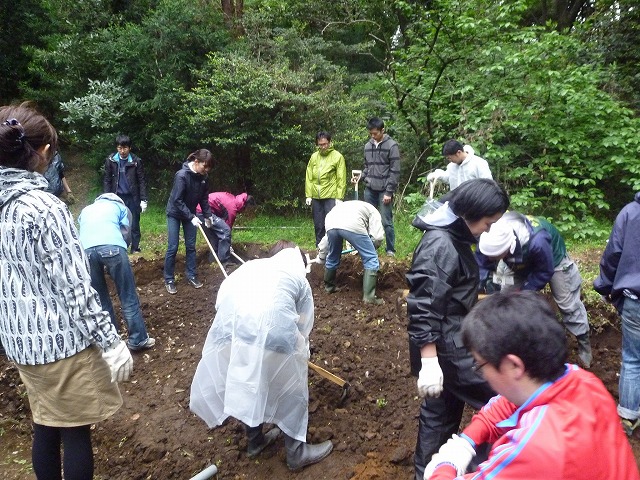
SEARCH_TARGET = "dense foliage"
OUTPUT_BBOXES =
[2,0,639,238]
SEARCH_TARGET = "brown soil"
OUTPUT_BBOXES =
[1,250,639,479]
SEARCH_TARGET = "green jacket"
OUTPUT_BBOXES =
[305,147,347,199]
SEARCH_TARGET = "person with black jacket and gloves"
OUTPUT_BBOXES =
[103,134,148,253]
[163,149,214,294]
[406,178,510,480]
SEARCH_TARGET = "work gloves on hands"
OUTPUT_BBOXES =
[418,357,443,398]
[426,169,446,183]
[334,199,343,205]
[204,217,213,228]
[424,434,476,479]
[102,341,133,383]
[140,200,147,213]
[191,216,202,227]
[305,197,312,206]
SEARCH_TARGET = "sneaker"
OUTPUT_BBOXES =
[188,277,203,289]
[621,417,640,437]
[127,337,156,351]
[386,251,395,257]
[165,281,177,294]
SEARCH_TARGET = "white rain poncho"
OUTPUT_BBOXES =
[190,247,314,441]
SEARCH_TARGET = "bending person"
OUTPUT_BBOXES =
[425,291,639,480]
[190,241,333,470]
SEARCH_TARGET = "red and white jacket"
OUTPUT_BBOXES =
[430,365,640,480]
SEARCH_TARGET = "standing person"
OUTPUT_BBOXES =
[360,117,401,256]
[427,140,492,190]
[43,150,75,204]
[163,149,214,294]
[406,178,510,480]
[190,241,333,470]
[103,134,148,253]
[424,291,639,480]
[317,200,385,304]
[594,192,640,436]
[196,191,255,266]
[79,193,155,351]
[305,131,347,246]
[0,104,132,480]
[477,211,592,367]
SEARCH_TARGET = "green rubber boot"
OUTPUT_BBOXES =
[324,268,339,293]
[362,269,384,305]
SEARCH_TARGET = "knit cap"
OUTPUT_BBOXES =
[479,222,517,257]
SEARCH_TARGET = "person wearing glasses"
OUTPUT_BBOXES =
[424,291,639,480]
[406,178,510,480]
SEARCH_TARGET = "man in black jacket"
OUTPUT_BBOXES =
[103,134,148,253]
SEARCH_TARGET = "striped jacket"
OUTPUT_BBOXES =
[362,134,400,195]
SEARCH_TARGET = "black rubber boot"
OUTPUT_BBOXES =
[362,269,384,305]
[577,332,592,368]
[246,424,281,458]
[284,435,333,471]
[323,268,339,293]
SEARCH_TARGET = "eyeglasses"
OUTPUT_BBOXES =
[471,359,489,373]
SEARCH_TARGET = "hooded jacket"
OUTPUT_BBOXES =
[362,134,401,195]
[103,152,148,203]
[305,147,347,200]
[79,193,132,249]
[594,192,640,312]
[196,192,250,228]
[166,161,212,220]
[439,152,492,190]
[0,167,119,365]
[430,365,640,480]
[406,203,481,377]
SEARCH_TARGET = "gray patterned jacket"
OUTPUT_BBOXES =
[0,167,120,365]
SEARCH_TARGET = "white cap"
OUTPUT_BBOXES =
[479,223,517,257]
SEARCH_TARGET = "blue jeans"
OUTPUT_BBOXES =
[197,214,231,262]
[618,296,640,420]
[325,229,380,271]
[364,187,394,253]
[164,215,198,282]
[86,245,149,347]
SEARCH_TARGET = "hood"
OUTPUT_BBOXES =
[0,167,49,210]
[318,146,335,157]
[369,134,390,146]
[412,201,477,244]
[181,161,207,179]
[95,193,125,205]
[235,192,249,210]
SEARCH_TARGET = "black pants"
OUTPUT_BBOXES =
[32,423,93,480]
[120,193,141,251]
[311,198,336,246]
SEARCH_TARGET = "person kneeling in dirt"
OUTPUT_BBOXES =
[476,211,592,367]
[190,241,333,470]
[317,200,385,305]
[79,193,155,351]
[424,291,639,480]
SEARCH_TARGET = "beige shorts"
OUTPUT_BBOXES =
[16,346,122,427]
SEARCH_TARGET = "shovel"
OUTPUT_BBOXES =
[351,169,362,201]
[198,224,228,278]
[308,361,350,405]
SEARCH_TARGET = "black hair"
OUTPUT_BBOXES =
[315,131,332,143]
[442,139,464,156]
[244,195,256,207]
[462,290,568,382]
[187,149,214,169]
[366,117,385,130]
[115,134,131,147]
[440,178,510,223]
[0,102,57,172]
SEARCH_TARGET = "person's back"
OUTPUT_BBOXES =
[79,194,130,249]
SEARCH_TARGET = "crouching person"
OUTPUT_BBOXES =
[190,241,333,470]
[424,291,639,480]
[318,200,385,304]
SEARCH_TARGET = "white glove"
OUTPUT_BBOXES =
[424,434,476,479]
[305,197,312,206]
[102,341,133,383]
[191,216,202,227]
[426,169,445,182]
[418,357,443,398]
[140,200,147,213]
[334,199,343,205]
[204,217,213,228]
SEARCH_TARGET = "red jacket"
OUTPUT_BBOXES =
[430,365,639,480]
[196,192,248,227]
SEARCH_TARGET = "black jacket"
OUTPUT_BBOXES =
[103,153,148,203]
[165,162,212,220]
[406,209,480,377]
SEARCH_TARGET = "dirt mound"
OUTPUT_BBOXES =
[0,248,639,479]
